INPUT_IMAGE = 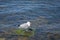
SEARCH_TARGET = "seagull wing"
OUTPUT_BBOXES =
[19,23,29,29]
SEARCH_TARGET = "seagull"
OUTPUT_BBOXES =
[18,21,31,29]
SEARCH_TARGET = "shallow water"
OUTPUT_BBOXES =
[0,0,60,40]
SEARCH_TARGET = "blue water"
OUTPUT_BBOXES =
[0,0,60,24]
[0,0,60,40]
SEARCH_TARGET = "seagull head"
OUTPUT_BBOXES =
[27,21,31,26]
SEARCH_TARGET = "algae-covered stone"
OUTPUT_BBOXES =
[15,29,25,35]
[15,28,35,37]
[23,30,35,37]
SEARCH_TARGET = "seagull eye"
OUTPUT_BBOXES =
[18,25,20,26]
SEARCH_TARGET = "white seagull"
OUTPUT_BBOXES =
[18,21,31,29]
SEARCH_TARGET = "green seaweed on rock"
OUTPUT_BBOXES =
[15,28,35,37]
